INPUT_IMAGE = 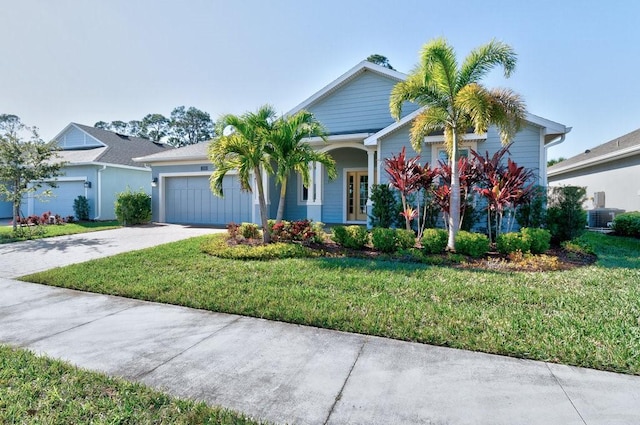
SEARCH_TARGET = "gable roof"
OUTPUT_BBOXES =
[133,141,210,163]
[53,123,173,168]
[287,61,407,116]
[548,127,640,177]
[364,109,571,146]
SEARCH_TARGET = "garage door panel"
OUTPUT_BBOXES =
[32,181,84,218]
[165,175,251,225]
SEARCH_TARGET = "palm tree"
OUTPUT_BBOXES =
[269,110,337,223]
[389,38,526,251]
[209,105,276,243]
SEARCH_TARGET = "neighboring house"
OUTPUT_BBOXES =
[25,123,172,220]
[135,61,571,226]
[548,127,640,214]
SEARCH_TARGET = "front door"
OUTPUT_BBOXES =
[346,171,368,222]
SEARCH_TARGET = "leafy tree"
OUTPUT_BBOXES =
[169,106,214,147]
[268,110,337,223]
[141,113,170,142]
[94,121,111,130]
[209,105,276,243]
[546,186,587,243]
[110,120,128,134]
[127,120,144,138]
[547,157,566,167]
[366,54,395,70]
[389,38,526,251]
[0,116,64,231]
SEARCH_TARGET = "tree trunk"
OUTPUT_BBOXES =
[254,167,271,243]
[275,176,287,223]
[447,127,460,251]
[12,177,20,232]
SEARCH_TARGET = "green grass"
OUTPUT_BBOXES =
[23,233,640,375]
[0,221,120,244]
[0,345,263,424]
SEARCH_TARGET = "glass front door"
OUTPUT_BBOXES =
[346,171,368,222]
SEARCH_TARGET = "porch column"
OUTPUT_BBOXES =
[307,162,323,222]
[307,162,316,203]
[366,149,375,228]
[314,162,323,204]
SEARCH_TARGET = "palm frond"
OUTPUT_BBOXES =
[454,83,492,134]
[420,37,459,100]
[409,107,448,152]
[458,39,517,89]
[487,87,526,144]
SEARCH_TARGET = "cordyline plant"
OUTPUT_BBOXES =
[384,147,423,231]
[471,144,535,242]
[435,156,481,231]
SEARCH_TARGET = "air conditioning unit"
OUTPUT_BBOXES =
[593,191,606,208]
[587,208,625,228]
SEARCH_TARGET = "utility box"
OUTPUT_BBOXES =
[588,208,625,228]
[593,191,606,208]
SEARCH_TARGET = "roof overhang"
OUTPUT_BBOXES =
[548,143,640,177]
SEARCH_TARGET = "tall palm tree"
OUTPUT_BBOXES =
[269,110,337,223]
[209,105,276,243]
[390,38,526,251]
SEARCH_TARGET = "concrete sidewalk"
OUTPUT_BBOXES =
[2,278,639,425]
[1,225,639,424]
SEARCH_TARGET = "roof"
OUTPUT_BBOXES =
[364,110,571,146]
[548,127,640,177]
[287,61,408,116]
[54,123,173,168]
[133,141,210,163]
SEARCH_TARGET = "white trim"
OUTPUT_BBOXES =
[364,108,422,146]
[132,158,210,166]
[342,167,368,224]
[430,142,477,166]
[539,128,547,187]
[305,132,372,145]
[288,61,407,116]
[52,123,107,149]
[548,143,640,177]
[317,141,369,153]
[297,172,309,205]
[422,133,487,143]
[64,162,150,171]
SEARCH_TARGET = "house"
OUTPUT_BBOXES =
[548,127,640,214]
[135,61,570,226]
[25,123,172,220]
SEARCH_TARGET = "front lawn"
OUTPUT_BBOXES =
[0,345,262,424]
[0,221,120,244]
[23,232,640,375]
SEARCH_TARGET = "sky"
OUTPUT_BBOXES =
[1,0,639,160]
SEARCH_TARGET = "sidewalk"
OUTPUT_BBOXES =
[1,226,639,424]
[2,278,639,425]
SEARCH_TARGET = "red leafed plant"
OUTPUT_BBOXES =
[385,147,424,231]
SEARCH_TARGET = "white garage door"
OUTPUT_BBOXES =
[31,181,84,218]
[165,175,252,225]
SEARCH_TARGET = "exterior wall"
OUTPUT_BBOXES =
[0,201,12,219]
[98,167,152,220]
[307,70,418,134]
[57,126,102,148]
[283,172,306,221]
[322,148,367,223]
[549,155,640,212]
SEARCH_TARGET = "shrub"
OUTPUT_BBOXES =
[395,229,416,250]
[455,231,489,258]
[521,227,551,254]
[115,189,151,225]
[73,195,90,221]
[612,212,640,237]
[239,222,260,239]
[496,232,530,255]
[369,184,399,228]
[371,228,397,253]
[310,221,326,244]
[270,219,324,244]
[332,225,369,249]
[421,228,448,254]
[516,186,547,228]
[546,186,587,243]
[227,222,239,239]
[202,234,315,260]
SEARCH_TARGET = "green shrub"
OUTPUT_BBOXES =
[369,184,399,228]
[496,232,530,255]
[202,234,315,260]
[332,225,369,249]
[239,222,260,239]
[521,227,551,254]
[455,231,489,258]
[395,229,416,250]
[516,185,547,228]
[310,221,326,244]
[612,212,640,237]
[371,228,397,253]
[73,195,90,221]
[114,189,151,226]
[546,186,587,243]
[421,228,448,254]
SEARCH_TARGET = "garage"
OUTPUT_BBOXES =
[164,175,252,225]
[31,180,84,218]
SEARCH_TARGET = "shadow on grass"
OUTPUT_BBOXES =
[582,233,640,269]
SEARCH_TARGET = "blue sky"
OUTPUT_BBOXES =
[1,0,638,160]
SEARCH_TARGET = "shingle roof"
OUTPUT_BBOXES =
[133,141,210,163]
[548,127,640,174]
[66,123,173,167]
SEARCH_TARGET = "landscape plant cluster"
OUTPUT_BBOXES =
[612,212,640,238]
[11,211,75,239]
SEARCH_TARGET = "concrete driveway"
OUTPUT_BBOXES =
[1,224,640,424]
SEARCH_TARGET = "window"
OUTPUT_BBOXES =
[298,173,310,204]
[431,142,476,165]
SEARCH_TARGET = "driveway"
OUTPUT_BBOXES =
[0,223,221,278]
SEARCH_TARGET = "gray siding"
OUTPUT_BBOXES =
[0,201,12,219]
[98,167,151,220]
[322,148,367,223]
[482,124,543,184]
[307,70,418,134]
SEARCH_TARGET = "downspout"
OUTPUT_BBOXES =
[543,127,571,187]
[93,165,107,220]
